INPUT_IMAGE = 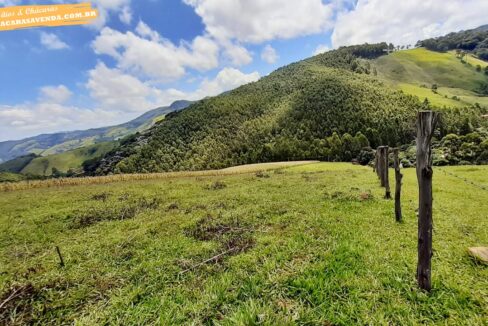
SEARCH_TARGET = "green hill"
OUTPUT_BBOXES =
[374,47,488,108]
[21,142,116,176]
[0,153,39,174]
[89,43,487,175]
[0,172,26,183]
[0,100,192,162]
[417,24,488,60]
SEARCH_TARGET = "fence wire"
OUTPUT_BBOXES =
[437,168,488,192]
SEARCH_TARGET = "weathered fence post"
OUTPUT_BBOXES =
[416,110,439,291]
[377,146,386,186]
[375,149,380,179]
[393,148,402,222]
[383,146,391,199]
[377,146,391,198]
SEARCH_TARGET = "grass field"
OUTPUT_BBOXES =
[20,142,116,176]
[375,48,488,108]
[0,163,487,325]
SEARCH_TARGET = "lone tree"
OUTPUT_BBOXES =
[416,111,440,291]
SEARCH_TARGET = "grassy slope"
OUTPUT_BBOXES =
[0,154,37,173]
[41,137,98,157]
[21,142,116,176]
[375,48,488,108]
[21,123,156,175]
[1,163,486,324]
[102,51,430,174]
[0,172,25,183]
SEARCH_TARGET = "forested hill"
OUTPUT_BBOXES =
[417,24,488,59]
[88,41,487,175]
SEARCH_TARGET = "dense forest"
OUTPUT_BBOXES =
[418,24,488,60]
[83,42,488,175]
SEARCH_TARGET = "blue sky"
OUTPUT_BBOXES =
[0,0,487,141]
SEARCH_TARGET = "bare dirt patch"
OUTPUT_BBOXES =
[181,215,255,271]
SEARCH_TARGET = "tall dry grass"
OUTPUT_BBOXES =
[0,161,318,192]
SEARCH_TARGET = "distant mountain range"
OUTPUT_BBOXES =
[0,100,192,163]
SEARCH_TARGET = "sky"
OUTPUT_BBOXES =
[0,0,487,141]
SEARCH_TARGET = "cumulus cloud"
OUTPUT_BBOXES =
[87,63,260,109]
[261,44,278,64]
[0,65,260,141]
[313,44,330,55]
[332,0,488,47]
[184,0,334,44]
[92,21,219,80]
[87,0,131,29]
[222,41,253,66]
[39,85,72,104]
[119,5,132,25]
[186,67,260,100]
[86,62,185,112]
[40,32,69,50]
[0,103,123,141]
[0,83,118,140]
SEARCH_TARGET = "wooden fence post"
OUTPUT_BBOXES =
[374,147,380,179]
[393,148,402,222]
[416,110,439,291]
[377,146,386,186]
[383,146,391,199]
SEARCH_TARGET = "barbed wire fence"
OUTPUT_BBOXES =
[437,168,488,192]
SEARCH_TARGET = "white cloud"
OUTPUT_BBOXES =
[135,20,161,41]
[313,44,330,55]
[92,22,219,80]
[119,5,132,25]
[87,0,131,29]
[0,103,122,141]
[40,32,69,50]
[40,85,72,104]
[184,0,334,44]
[222,41,253,66]
[332,0,488,47]
[261,44,278,64]
[87,63,259,110]
[0,66,260,141]
[86,62,184,112]
[187,67,260,100]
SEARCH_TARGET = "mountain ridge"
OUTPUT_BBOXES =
[0,100,192,162]
[89,38,488,175]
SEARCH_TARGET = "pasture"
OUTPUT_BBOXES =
[0,163,487,325]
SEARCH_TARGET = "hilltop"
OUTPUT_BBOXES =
[418,24,488,60]
[375,47,488,108]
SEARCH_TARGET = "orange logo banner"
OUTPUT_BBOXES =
[0,2,98,31]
